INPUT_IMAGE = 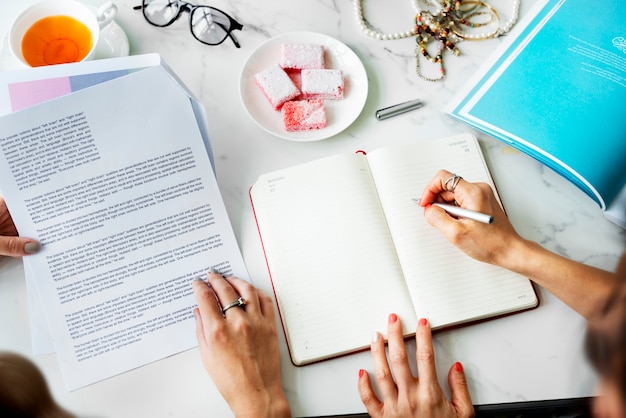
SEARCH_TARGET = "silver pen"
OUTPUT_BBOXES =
[375,99,424,120]
[412,199,494,224]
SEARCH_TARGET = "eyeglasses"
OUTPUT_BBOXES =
[133,0,243,48]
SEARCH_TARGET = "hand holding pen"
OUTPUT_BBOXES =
[417,169,525,267]
[413,200,493,224]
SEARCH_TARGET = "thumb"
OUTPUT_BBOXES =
[423,204,462,239]
[448,362,474,417]
[0,236,40,257]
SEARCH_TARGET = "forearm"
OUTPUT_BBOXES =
[498,237,618,321]
[418,171,620,321]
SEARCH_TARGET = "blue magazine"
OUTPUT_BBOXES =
[446,0,626,227]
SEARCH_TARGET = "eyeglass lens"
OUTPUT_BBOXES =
[142,0,236,45]
[191,7,231,45]
[142,0,179,26]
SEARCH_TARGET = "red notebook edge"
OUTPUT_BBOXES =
[249,185,303,367]
[249,184,382,367]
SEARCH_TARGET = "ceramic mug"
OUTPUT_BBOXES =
[9,0,118,67]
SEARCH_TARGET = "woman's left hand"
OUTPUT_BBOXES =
[358,314,475,418]
[192,271,291,418]
[0,194,39,257]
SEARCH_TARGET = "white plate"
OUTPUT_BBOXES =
[0,20,129,71]
[239,31,368,141]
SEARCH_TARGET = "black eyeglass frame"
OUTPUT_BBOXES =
[134,0,243,48]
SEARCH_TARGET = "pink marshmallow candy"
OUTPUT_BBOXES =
[279,44,325,70]
[282,99,327,132]
[254,64,301,110]
[301,69,344,100]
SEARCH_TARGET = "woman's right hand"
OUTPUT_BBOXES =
[420,170,619,321]
[417,170,524,268]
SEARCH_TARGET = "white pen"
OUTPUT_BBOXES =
[412,199,494,224]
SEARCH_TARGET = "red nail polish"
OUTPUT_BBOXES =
[419,318,428,327]
[389,313,398,323]
[454,362,464,372]
[358,369,365,378]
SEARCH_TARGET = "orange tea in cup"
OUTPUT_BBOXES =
[21,15,93,67]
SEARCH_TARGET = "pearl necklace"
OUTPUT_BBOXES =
[353,0,416,40]
[353,0,521,81]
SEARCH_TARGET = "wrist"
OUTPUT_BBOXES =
[232,390,291,418]
[495,235,539,275]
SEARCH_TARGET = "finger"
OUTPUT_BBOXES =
[257,289,276,319]
[370,320,398,400]
[194,307,215,371]
[423,203,465,238]
[192,278,222,321]
[419,169,457,205]
[357,368,384,417]
[448,362,474,417]
[470,182,504,214]
[223,276,260,315]
[415,318,437,385]
[206,270,241,314]
[420,170,481,207]
[386,312,413,388]
[0,236,40,257]
[194,307,208,347]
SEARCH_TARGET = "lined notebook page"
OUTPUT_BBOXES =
[367,134,537,328]
[251,153,416,365]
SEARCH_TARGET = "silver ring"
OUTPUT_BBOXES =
[444,174,462,192]
[221,296,246,315]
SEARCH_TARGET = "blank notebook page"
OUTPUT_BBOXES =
[367,135,537,328]
[251,153,416,365]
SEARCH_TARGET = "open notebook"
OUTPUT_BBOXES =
[250,133,538,366]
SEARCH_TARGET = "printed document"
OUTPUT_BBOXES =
[0,66,247,390]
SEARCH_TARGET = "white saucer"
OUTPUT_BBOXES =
[0,20,129,71]
[239,31,368,142]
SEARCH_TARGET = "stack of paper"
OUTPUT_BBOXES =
[0,54,248,390]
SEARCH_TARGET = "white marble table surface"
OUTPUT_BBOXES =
[0,0,624,416]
